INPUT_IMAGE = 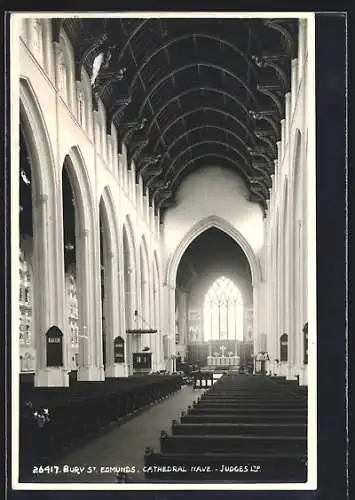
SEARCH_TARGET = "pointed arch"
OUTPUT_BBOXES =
[165,215,262,288]
[20,77,56,198]
[58,29,76,111]
[61,145,95,233]
[62,145,101,375]
[99,186,119,256]
[19,77,59,376]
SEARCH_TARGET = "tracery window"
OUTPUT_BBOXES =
[204,276,243,341]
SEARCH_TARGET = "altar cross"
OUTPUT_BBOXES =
[220,345,226,357]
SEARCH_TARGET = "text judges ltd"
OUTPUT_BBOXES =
[143,465,261,473]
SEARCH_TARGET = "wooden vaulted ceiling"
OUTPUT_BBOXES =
[53,17,298,215]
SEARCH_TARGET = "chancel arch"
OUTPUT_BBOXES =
[166,215,262,289]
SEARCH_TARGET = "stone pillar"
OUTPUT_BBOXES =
[280,119,286,165]
[163,283,176,372]
[256,281,267,355]
[276,222,282,366]
[276,142,281,180]
[285,92,292,143]
[104,251,127,378]
[93,220,105,380]
[298,19,307,86]
[124,265,137,376]
[118,234,129,376]
[76,227,104,381]
[157,281,166,371]
[291,59,299,111]
[34,193,69,387]
[252,286,258,355]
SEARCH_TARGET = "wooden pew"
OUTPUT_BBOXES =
[142,373,308,483]
[159,433,307,454]
[181,413,308,424]
[19,375,183,478]
[171,422,307,437]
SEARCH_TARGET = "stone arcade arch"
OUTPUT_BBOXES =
[164,216,262,366]
[62,147,104,381]
[20,78,67,387]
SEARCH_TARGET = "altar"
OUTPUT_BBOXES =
[207,345,240,369]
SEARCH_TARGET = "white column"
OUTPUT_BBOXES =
[93,219,105,380]
[285,92,292,144]
[252,286,258,354]
[163,283,176,371]
[280,119,286,165]
[276,143,281,181]
[298,19,307,86]
[118,235,129,376]
[34,193,69,387]
[157,280,165,371]
[76,228,104,381]
[104,251,127,377]
[135,245,143,353]
[291,59,299,112]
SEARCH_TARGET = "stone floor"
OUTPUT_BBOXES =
[30,385,204,484]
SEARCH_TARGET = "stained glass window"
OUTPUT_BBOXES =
[204,276,243,341]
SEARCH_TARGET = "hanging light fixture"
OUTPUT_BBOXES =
[65,242,74,251]
[20,170,31,185]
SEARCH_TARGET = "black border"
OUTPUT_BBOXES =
[2,9,348,500]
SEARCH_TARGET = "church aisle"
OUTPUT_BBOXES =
[31,385,203,484]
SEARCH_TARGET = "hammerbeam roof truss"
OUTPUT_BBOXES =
[59,17,299,214]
